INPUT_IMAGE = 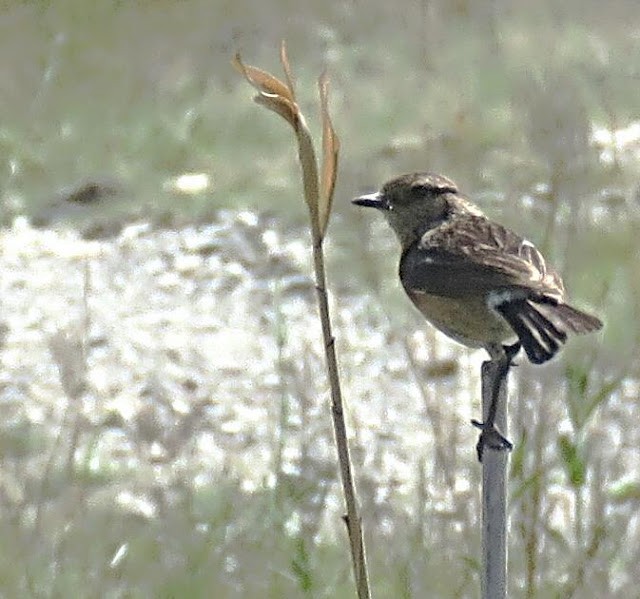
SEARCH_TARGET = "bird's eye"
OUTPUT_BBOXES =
[411,183,456,196]
[410,184,436,198]
[410,184,430,194]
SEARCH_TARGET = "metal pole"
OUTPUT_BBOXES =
[480,358,509,599]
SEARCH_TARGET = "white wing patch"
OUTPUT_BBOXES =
[487,289,528,309]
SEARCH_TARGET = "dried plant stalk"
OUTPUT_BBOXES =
[234,44,370,599]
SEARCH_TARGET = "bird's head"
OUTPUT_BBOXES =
[353,172,479,247]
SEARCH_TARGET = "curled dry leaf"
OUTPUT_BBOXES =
[234,46,342,239]
[280,40,297,101]
[232,53,299,128]
[318,72,340,239]
[232,54,292,101]
[254,92,299,128]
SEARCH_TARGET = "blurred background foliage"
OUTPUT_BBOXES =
[0,0,639,597]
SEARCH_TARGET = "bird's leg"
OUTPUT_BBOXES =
[471,342,520,462]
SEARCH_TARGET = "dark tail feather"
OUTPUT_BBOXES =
[495,299,602,365]
[535,302,603,334]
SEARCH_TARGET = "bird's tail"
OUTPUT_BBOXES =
[496,298,602,364]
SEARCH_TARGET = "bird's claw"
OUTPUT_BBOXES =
[471,419,513,462]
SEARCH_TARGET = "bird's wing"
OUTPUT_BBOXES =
[400,215,564,300]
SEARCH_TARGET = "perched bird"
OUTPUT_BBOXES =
[353,172,602,457]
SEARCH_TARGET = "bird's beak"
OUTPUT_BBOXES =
[352,191,389,210]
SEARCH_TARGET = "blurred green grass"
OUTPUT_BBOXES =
[0,0,637,224]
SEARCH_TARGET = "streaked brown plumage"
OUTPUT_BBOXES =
[353,172,602,364]
[354,172,603,459]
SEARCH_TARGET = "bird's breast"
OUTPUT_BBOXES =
[403,287,516,349]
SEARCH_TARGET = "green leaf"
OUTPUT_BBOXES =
[558,434,586,488]
[509,429,527,480]
[291,537,313,592]
[608,480,640,504]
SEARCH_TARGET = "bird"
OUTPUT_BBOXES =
[353,172,602,459]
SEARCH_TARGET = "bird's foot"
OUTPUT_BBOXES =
[504,341,521,361]
[471,419,513,463]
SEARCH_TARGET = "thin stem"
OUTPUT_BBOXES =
[311,229,371,599]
